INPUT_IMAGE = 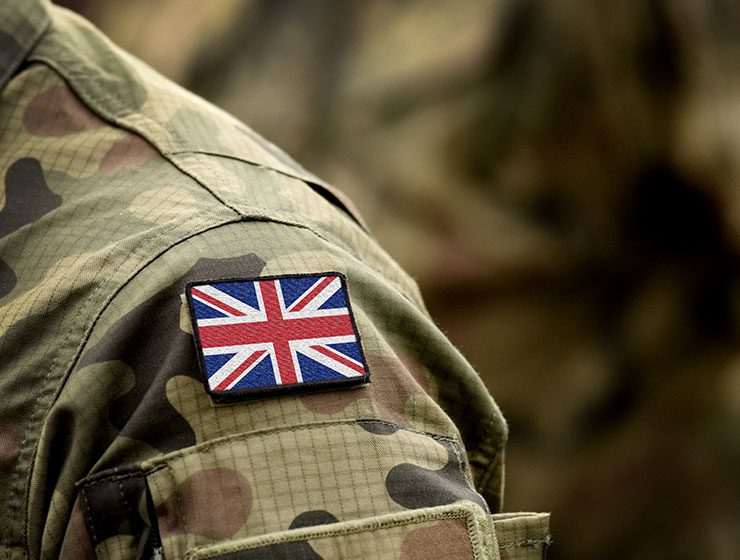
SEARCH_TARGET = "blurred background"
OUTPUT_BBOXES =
[57,1,740,558]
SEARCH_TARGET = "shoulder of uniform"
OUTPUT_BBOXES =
[29,6,305,179]
[27,4,366,229]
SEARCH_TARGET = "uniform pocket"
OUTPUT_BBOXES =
[184,501,498,560]
[142,419,488,559]
[78,419,490,559]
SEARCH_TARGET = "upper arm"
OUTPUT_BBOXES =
[61,218,507,559]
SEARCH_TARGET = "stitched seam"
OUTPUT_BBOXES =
[499,536,552,549]
[78,471,146,489]
[168,150,324,193]
[116,479,132,518]
[469,412,505,488]
[464,515,483,560]
[168,462,188,547]
[194,513,470,558]
[32,44,333,219]
[451,440,469,487]
[30,50,342,224]
[78,488,98,547]
[26,56,242,216]
[448,440,490,515]
[167,150,368,232]
[186,509,478,560]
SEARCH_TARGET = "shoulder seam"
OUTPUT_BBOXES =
[26,58,244,217]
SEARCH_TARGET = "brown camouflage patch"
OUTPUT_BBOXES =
[59,497,95,560]
[156,468,252,540]
[0,421,20,476]
[299,353,428,425]
[400,518,475,560]
[99,133,159,173]
[23,85,104,135]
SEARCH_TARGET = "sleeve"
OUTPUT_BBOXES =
[55,218,544,560]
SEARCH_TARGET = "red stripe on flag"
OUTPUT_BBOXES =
[198,314,354,348]
[290,276,335,312]
[261,280,298,384]
[214,350,267,391]
[310,345,365,375]
[192,287,245,317]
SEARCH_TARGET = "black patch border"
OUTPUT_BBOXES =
[186,272,370,404]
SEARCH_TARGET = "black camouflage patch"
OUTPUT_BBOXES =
[0,31,24,85]
[386,438,488,511]
[209,541,322,560]
[77,467,149,550]
[0,158,62,238]
[0,259,16,299]
[290,510,339,529]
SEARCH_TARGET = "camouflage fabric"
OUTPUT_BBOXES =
[0,1,548,559]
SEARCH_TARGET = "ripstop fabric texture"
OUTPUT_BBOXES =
[0,1,548,559]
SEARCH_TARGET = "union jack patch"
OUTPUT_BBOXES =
[186,273,370,402]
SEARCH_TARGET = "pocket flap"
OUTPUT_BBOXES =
[185,502,499,560]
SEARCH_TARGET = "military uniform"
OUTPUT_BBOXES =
[0,1,549,559]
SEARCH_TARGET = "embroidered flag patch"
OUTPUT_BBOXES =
[187,273,370,402]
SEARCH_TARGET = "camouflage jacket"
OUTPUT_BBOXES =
[0,1,549,559]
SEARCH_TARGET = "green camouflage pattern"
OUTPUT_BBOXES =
[185,502,499,560]
[65,1,740,558]
[0,1,546,558]
[182,505,549,560]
